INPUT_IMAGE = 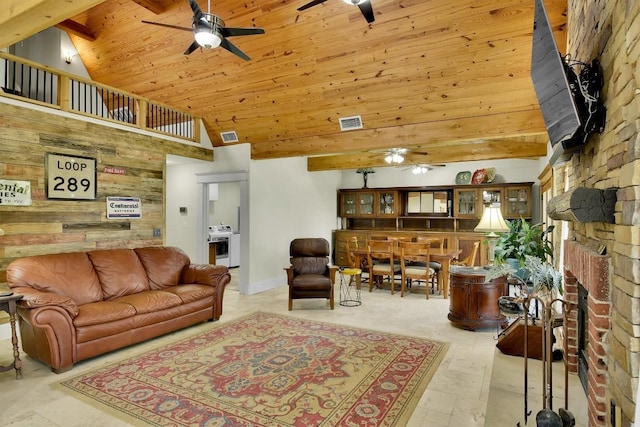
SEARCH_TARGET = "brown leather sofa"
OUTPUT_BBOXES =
[6,246,230,373]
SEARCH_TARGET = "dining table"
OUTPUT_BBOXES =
[350,247,461,299]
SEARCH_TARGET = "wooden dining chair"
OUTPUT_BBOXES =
[399,241,434,298]
[453,241,480,267]
[416,236,448,292]
[344,236,365,286]
[366,239,400,294]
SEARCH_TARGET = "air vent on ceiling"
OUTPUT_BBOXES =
[339,115,363,131]
[220,131,239,143]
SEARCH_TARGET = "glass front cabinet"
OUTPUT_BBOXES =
[503,186,531,218]
[454,188,480,218]
[377,190,398,216]
[340,190,375,217]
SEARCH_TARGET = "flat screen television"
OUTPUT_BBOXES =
[530,0,585,161]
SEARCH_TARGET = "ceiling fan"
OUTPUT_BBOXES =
[297,0,375,24]
[141,0,265,61]
[403,163,446,174]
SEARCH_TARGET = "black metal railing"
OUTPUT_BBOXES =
[0,52,198,142]
[1,56,58,105]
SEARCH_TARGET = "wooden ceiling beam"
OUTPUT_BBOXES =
[307,139,549,171]
[251,110,547,159]
[131,0,167,15]
[0,0,104,48]
[55,19,96,41]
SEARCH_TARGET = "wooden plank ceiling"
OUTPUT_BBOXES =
[0,0,568,171]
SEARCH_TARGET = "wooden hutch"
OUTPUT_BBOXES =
[333,182,533,267]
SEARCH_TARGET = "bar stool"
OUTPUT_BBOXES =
[339,267,362,307]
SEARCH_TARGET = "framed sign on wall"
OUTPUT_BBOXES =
[46,153,97,200]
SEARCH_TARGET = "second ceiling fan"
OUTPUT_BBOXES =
[142,0,265,61]
[297,0,375,24]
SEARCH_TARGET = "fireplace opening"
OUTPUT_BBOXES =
[577,282,589,394]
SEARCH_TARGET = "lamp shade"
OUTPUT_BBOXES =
[475,204,509,233]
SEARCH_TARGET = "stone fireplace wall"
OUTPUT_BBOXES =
[562,0,640,426]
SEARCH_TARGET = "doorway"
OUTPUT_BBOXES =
[196,171,249,294]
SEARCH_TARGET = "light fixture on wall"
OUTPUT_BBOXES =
[474,203,509,267]
[384,148,405,164]
[64,51,76,64]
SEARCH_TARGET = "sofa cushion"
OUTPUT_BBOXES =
[74,300,137,327]
[88,249,150,300]
[163,284,216,304]
[135,246,190,290]
[115,290,183,314]
[6,252,103,306]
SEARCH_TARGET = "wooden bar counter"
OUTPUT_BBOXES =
[448,267,507,331]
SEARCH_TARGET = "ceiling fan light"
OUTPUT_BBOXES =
[194,29,222,49]
[342,0,367,5]
[385,154,393,164]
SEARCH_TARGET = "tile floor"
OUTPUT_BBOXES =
[0,269,587,426]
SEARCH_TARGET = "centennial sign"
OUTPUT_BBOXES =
[46,153,97,200]
[106,196,142,219]
[0,179,32,206]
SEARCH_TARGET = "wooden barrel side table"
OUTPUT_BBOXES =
[448,267,507,331]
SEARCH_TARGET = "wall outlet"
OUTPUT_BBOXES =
[153,228,161,237]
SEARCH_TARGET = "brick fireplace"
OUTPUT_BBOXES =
[563,239,611,426]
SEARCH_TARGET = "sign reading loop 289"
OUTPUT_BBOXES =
[46,153,97,200]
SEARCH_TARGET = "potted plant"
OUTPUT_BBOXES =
[493,217,555,279]
[488,255,564,317]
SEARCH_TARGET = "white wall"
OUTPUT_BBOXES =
[246,157,342,293]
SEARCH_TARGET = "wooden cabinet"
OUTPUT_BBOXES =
[454,188,480,218]
[333,230,369,267]
[377,190,398,216]
[448,268,508,330]
[503,186,531,218]
[340,190,375,217]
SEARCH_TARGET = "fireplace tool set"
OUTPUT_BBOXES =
[500,292,576,426]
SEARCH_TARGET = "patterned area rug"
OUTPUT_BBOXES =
[56,312,449,426]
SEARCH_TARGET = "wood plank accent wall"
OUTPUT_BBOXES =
[0,101,212,286]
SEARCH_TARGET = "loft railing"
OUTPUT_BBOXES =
[0,52,199,142]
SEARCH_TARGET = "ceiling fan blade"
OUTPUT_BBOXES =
[358,1,375,23]
[141,20,191,32]
[188,0,204,21]
[183,40,200,55]
[220,27,265,37]
[220,38,251,61]
[297,0,329,11]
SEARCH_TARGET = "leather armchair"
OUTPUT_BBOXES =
[285,238,338,310]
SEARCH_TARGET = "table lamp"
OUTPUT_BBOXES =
[474,203,509,268]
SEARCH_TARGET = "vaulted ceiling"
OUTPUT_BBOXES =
[0,0,568,170]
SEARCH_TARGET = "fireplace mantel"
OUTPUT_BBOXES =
[548,187,616,223]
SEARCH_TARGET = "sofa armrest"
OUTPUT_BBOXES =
[17,304,77,373]
[181,264,231,320]
[12,286,79,318]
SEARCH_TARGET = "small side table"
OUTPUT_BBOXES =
[0,293,23,379]
[448,267,507,331]
[339,268,362,307]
